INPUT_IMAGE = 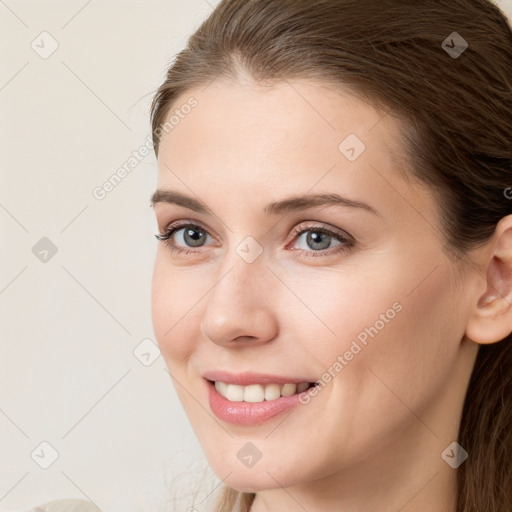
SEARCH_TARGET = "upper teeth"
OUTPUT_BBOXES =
[215,381,310,402]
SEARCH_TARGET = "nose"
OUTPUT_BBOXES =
[200,256,279,348]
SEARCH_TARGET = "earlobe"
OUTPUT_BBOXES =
[465,215,512,345]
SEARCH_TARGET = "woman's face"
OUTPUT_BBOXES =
[151,79,479,493]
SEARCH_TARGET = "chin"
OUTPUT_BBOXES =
[221,472,291,493]
[206,454,308,492]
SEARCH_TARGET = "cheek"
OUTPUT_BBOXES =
[288,259,461,409]
[356,270,463,453]
[151,253,203,364]
[280,265,406,367]
[272,261,462,471]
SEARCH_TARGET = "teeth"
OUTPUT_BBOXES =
[214,381,311,403]
[281,383,297,396]
[297,382,309,393]
[244,384,265,402]
[264,383,281,401]
[226,383,244,402]
[215,381,227,396]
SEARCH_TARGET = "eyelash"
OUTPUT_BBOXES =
[154,220,354,258]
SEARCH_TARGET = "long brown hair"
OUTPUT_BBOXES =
[150,1,512,510]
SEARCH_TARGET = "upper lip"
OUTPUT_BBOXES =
[202,370,316,386]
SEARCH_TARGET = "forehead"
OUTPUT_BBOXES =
[159,80,401,179]
[155,78,435,227]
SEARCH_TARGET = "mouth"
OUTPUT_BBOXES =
[209,380,317,403]
[203,372,319,425]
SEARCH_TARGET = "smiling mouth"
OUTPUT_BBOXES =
[209,380,318,403]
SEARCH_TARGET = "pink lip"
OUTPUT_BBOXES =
[205,379,305,425]
[202,370,316,386]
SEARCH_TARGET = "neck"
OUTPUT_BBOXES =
[250,433,459,512]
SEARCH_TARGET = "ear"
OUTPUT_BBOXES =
[465,214,512,345]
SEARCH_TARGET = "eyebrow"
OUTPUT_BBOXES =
[150,189,380,217]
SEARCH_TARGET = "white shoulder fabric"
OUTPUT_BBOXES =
[28,500,102,512]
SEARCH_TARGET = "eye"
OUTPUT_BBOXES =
[287,224,354,257]
[154,221,214,255]
[155,221,354,258]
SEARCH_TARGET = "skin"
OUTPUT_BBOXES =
[150,77,512,512]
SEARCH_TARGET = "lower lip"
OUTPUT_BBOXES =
[206,380,305,425]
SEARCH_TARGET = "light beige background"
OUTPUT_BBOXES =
[1,1,511,511]
[0,1,222,511]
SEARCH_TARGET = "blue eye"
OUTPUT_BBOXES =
[155,222,354,258]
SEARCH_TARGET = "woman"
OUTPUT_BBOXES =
[149,0,512,511]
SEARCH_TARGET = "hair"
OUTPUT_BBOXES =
[150,1,512,511]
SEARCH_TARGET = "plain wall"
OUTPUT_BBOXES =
[1,0,511,511]
[0,1,221,511]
